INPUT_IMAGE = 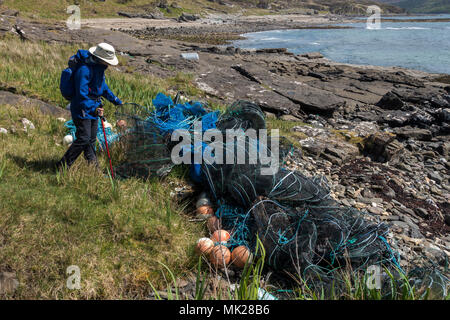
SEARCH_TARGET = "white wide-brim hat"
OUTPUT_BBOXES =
[89,42,119,66]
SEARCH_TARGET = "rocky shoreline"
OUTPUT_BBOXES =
[1,12,449,275]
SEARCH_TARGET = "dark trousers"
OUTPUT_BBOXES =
[58,118,99,168]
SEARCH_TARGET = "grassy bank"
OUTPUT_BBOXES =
[0,104,206,299]
[1,0,407,21]
[0,36,207,299]
[0,0,241,20]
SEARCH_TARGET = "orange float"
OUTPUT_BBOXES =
[211,229,230,244]
[196,205,213,219]
[195,238,214,256]
[209,245,231,267]
[231,246,252,268]
[206,216,221,233]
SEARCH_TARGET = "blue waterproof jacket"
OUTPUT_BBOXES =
[70,50,122,120]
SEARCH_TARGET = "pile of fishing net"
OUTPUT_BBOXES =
[108,93,448,297]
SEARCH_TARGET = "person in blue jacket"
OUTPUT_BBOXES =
[57,43,122,169]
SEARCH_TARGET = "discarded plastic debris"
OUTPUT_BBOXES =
[0,128,7,134]
[181,52,199,61]
[196,191,212,208]
[257,288,278,301]
[63,134,73,146]
[20,118,35,131]
[103,120,113,130]
[229,284,278,300]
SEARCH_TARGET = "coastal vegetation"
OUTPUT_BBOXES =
[0,0,407,21]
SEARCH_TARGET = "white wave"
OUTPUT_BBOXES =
[260,37,281,41]
[384,27,430,30]
[311,42,320,45]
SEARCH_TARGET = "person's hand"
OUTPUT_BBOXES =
[96,107,104,117]
[115,98,123,106]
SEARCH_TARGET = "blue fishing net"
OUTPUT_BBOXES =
[105,93,448,297]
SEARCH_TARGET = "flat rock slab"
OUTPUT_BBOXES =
[196,68,303,118]
[393,126,433,141]
[0,90,69,117]
[307,78,385,105]
[232,64,346,114]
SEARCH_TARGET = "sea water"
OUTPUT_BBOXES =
[233,14,450,74]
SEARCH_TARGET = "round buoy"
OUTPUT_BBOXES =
[210,245,231,267]
[206,216,221,233]
[196,205,213,220]
[211,230,230,244]
[231,246,252,268]
[63,135,73,146]
[116,119,127,129]
[195,238,214,256]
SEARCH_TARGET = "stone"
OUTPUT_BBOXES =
[117,12,163,19]
[400,234,424,245]
[178,13,200,22]
[264,111,276,119]
[424,245,446,266]
[428,171,443,184]
[299,52,323,59]
[280,114,302,121]
[430,186,442,196]
[368,206,384,215]
[400,215,419,229]
[361,188,374,198]
[384,186,396,198]
[380,215,400,221]
[0,9,19,17]
[0,90,69,117]
[444,214,450,227]
[231,64,346,114]
[394,127,432,141]
[390,220,410,231]
[346,186,356,198]
[409,228,424,239]
[414,208,429,219]
[363,132,404,163]
[376,91,404,110]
